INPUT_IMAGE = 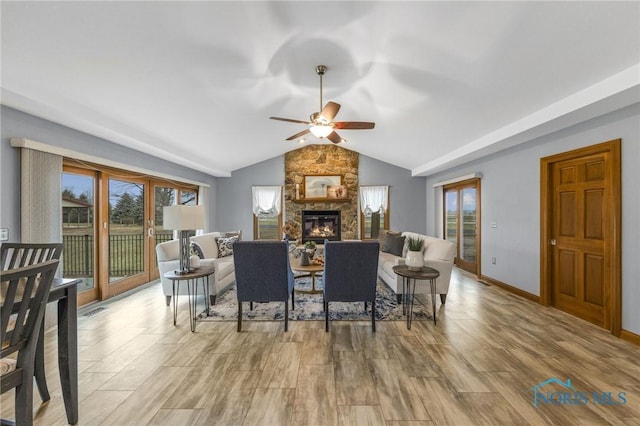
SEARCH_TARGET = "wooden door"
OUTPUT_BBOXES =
[443,179,481,275]
[541,140,621,334]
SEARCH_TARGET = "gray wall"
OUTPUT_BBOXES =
[0,106,218,240]
[424,103,640,334]
[216,155,285,237]
[215,152,427,239]
[360,154,427,234]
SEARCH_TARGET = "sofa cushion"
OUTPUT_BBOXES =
[381,233,405,257]
[191,233,220,258]
[215,236,238,258]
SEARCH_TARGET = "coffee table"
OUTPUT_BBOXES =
[392,264,440,329]
[290,258,324,294]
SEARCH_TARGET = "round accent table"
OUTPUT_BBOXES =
[164,267,215,332]
[392,264,440,329]
[290,258,324,294]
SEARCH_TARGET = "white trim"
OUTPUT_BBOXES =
[10,137,210,188]
[433,173,482,188]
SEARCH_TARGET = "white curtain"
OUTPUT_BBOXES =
[359,185,388,214]
[252,186,282,216]
[196,185,210,235]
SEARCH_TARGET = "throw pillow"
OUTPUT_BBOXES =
[191,242,205,259]
[223,230,242,240]
[381,233,405,257]
[215,236,238,258]
[378,230,400,247]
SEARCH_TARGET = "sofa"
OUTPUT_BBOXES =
[377,231,456,304]
[155,231,239,306]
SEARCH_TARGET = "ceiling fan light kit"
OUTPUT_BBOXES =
[270,64,375,144]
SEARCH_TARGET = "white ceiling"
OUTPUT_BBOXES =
[2,1,639,177]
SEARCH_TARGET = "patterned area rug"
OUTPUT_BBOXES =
[198,277,432,322]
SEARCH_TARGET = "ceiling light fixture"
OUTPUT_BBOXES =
[309,124,333,138]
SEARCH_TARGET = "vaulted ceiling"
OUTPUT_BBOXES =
[1,2,638,177]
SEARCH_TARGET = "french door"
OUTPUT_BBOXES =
[103,175,151,296]
[443,179,481,275]
[62,160,198,304]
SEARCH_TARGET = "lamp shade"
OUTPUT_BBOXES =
[163,205,204,230]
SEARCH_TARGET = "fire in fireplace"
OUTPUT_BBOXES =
[301,210,341,244]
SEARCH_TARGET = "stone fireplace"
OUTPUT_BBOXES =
[301,210,341,244]
[284,145,359,242]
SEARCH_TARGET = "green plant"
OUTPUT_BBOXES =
[407,236,424,252]
[304,240,316,249]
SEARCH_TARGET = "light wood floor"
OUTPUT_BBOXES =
[2,268,639,425]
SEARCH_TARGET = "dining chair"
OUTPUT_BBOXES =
[0,243,63,271]
[323,240,380,332]
[233,241,295,332]
[1,260,60,425]
[0,242,63,404]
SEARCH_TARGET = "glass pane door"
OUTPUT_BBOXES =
[443,179,480,275]
[461,187,477,264]
[108,177,149,291]
[444,190,458,257]
[62,170,97,304]
[151,185,176,279]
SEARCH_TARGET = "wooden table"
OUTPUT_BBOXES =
[164,267,215,332]
[392,264,439,329]
[290,258,324,294]
[34,277,81,425]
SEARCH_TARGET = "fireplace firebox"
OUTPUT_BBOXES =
[301,210,341,244]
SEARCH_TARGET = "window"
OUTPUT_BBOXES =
[359,186,389,239]
[252,186,282,240]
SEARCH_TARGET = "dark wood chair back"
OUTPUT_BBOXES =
[1,260,59,425]
[1,242,63,270]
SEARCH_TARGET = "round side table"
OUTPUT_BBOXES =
[392,264,440,329]
[164,267,215,332]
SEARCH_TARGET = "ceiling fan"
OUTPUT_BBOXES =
[270,65,375,143]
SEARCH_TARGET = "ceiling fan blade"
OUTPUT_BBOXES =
[320,102,341,121]
[285,128,311,141]
[270,117,311,125]
[327,131,342,144]
[334,121,375,130]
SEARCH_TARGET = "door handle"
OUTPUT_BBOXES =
[551,239,557,246]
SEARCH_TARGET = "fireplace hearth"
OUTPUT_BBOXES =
[301,210,341,244]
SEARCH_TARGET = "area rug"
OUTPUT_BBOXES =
[198,277,432,322]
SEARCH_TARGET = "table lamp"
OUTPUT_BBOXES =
[163,205,205,274]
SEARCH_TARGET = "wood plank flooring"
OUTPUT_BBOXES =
[2,268,639,425]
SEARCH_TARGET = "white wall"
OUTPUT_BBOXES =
[425,103,640,334]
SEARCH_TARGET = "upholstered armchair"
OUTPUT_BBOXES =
[233,241,295,332]
[323,240,380,332]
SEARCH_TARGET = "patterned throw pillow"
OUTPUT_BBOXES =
[215,236,238,258]
[191,242,205,259]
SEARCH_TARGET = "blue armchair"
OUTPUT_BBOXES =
[233,241,295,332]
[323,240,380,332]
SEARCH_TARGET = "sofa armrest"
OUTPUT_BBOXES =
[423,259,452,274]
